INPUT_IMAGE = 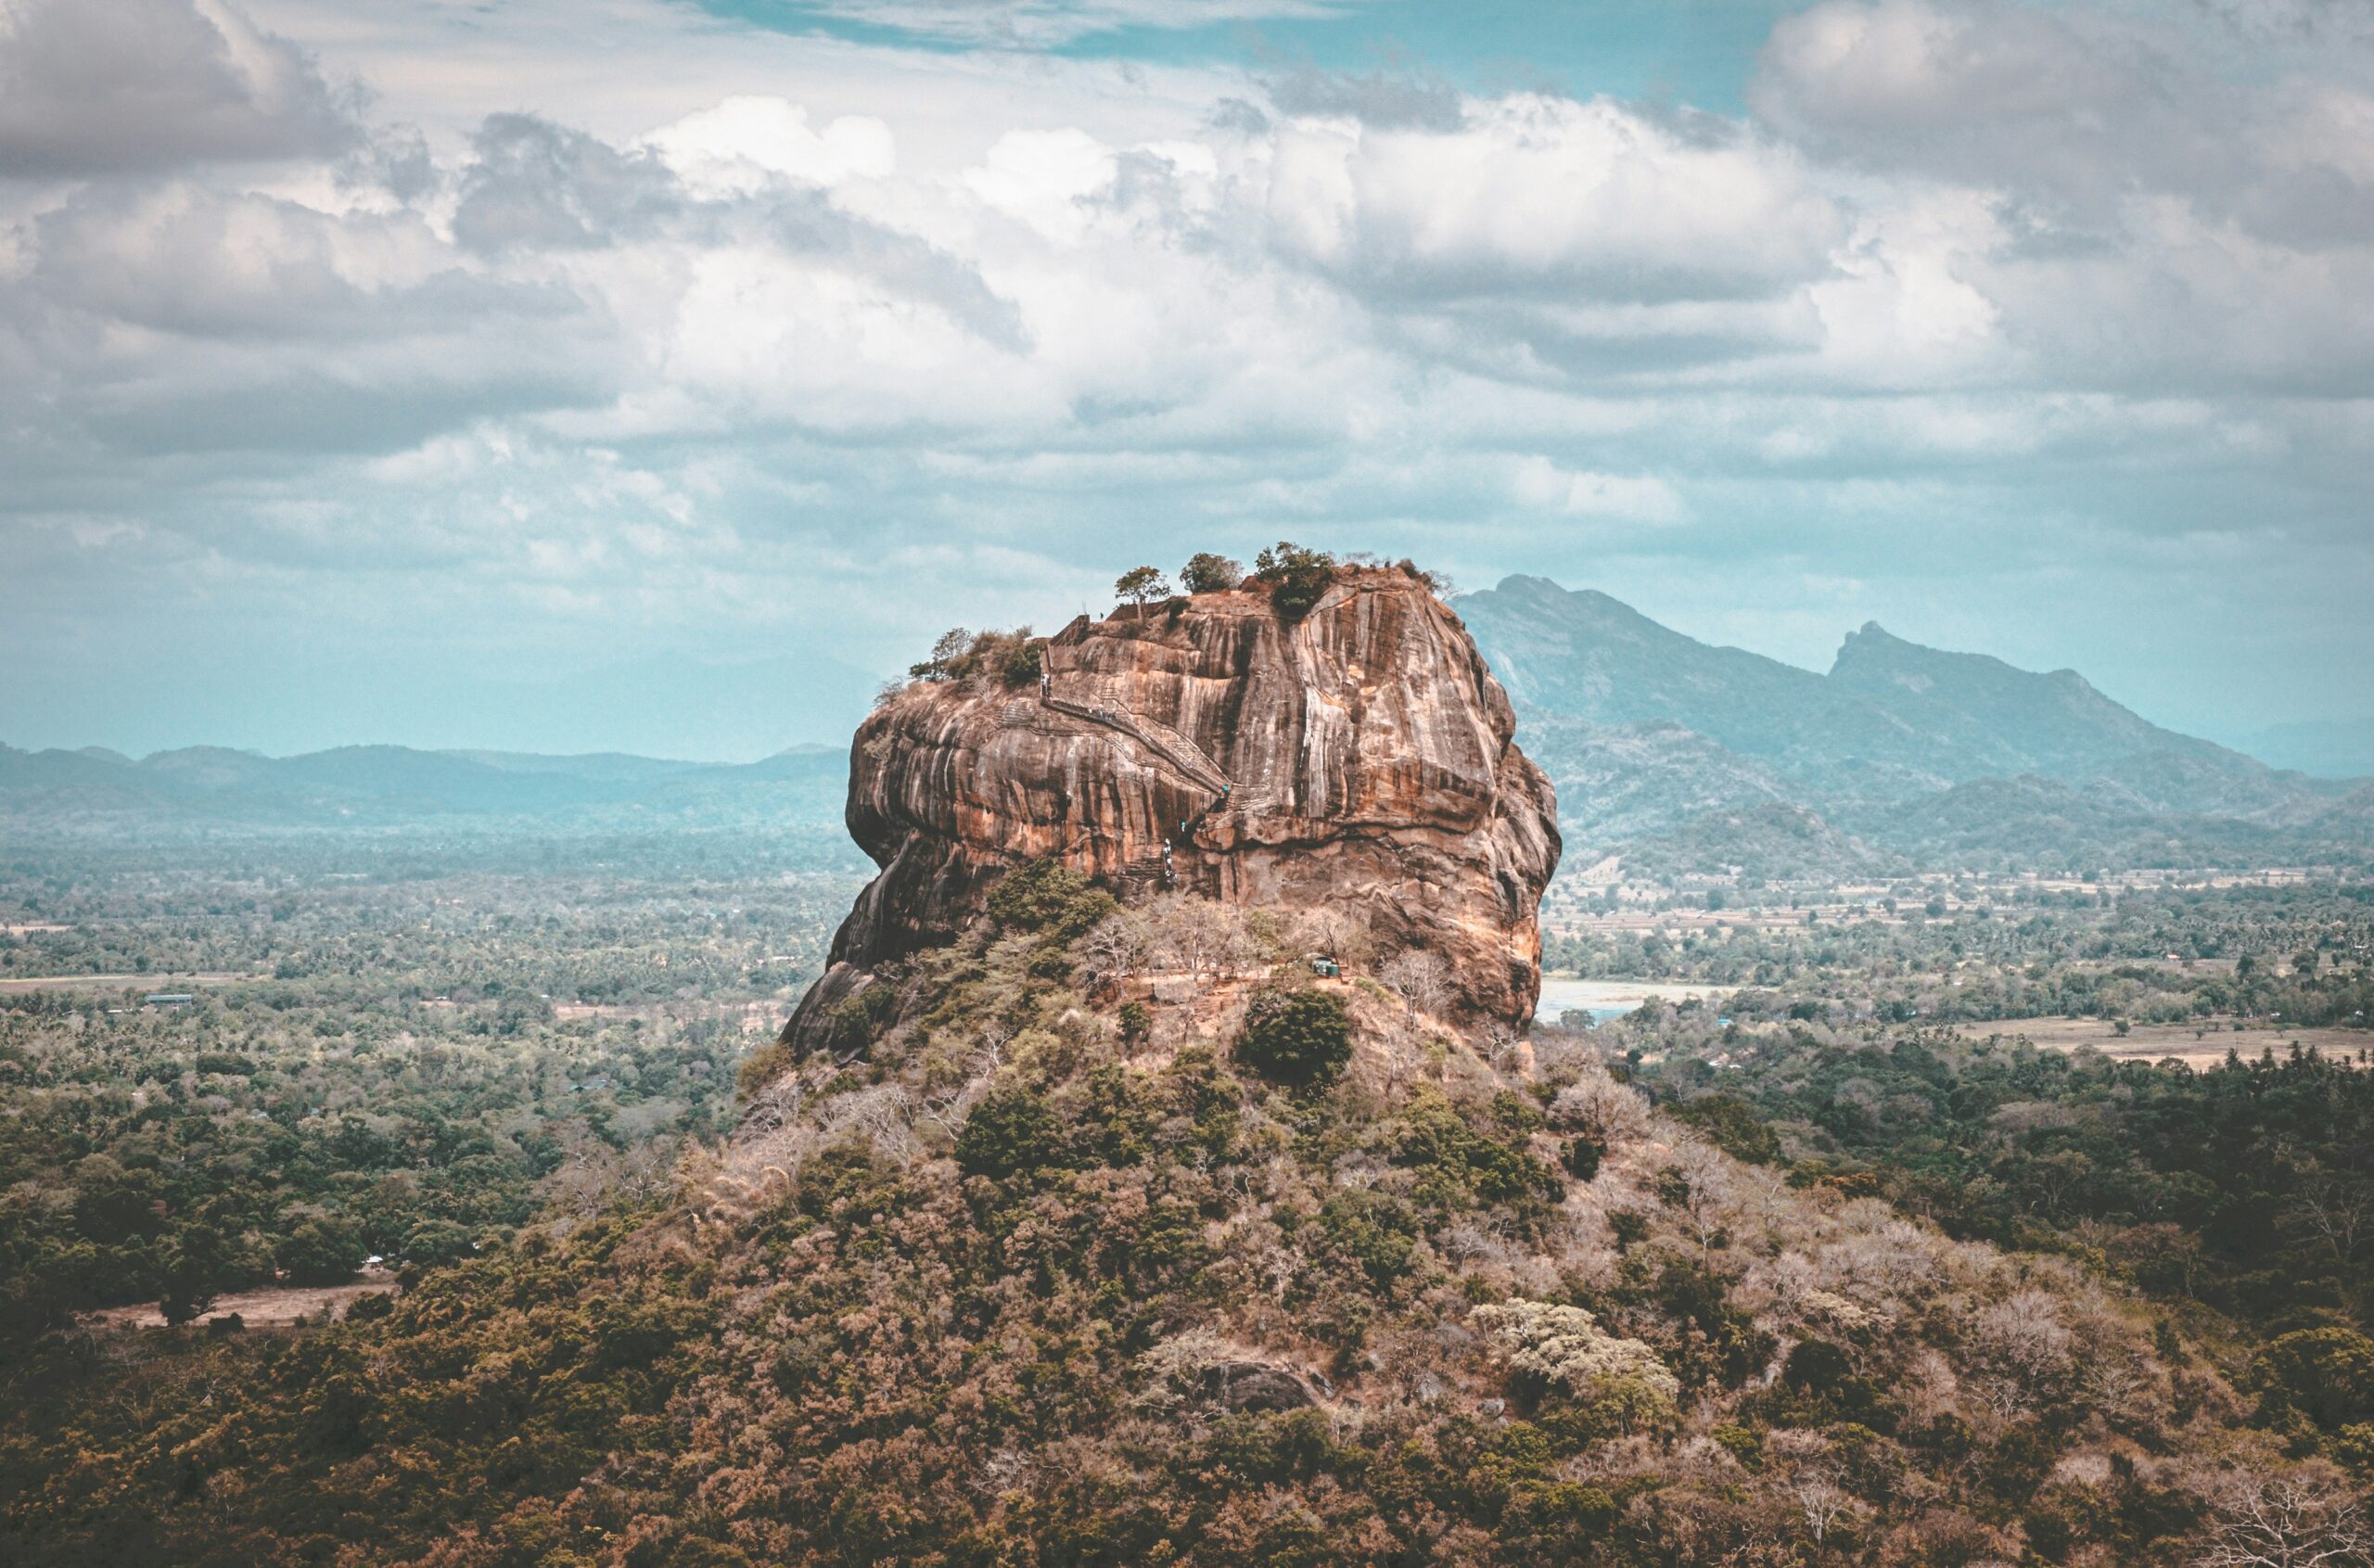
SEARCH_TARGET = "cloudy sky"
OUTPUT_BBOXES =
[4,0,2371,759]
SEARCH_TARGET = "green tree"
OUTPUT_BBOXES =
[2259,1327,2374,1430]
[1251,541,1336,619]
[910,626,973,681]
[157,1223,234,1326]
[1180,552,1242,593]
[402,1219,475,1268]
[1114,566,1172,609]
[986,860,1116,940]
[278,1215,363,1286]
[954,1086,1066,1180]
[1236,986,1351,1090]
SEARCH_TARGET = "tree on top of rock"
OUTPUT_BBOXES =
[1180,552,1242,593]
[1114,566,1172,610]
[1252,541,1336,619]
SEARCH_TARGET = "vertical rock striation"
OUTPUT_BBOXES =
[785,565,1560,1045]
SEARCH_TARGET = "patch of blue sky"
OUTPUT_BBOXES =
[684,0,1797,114]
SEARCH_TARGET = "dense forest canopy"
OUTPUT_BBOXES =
[0,834,2368,1563]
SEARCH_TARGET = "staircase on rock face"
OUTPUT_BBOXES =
[1039,668,1234,844]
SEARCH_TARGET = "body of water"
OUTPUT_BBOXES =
[1534,975,1725,1026]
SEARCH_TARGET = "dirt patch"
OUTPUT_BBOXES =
[1956,1015,2370,1070]
[0,971,257,994]
[85,1268,398,1330]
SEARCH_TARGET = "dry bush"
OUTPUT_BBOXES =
[1471,1299,1680,1407]
[1549,1068,1653,1146]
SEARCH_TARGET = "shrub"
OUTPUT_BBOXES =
[1472,1299,1680,1430]
[909,626,1045,688]
[402,1219,475,1267]
[1236,986,1351,1090]
[1783,1338,1855,1395]
[1562,1135,1603,1181]
[1117,1001,1152,1044]
[1394,557,1453,594]
[1392,1094,1563,1210]
[2258,1327,2374,1431]
[823,979,903,1058]
[737,1035,798,1097]
[986,860,1117,941]
[1316,1189,1422,1285]
[341,1289,394,1323]
[954,1086,1066,1181]
[1668,1093,1784,1165]
[1250,541,1337,620]
[1181,552,1243,593]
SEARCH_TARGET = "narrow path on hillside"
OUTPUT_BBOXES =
[1040,675,1236,877]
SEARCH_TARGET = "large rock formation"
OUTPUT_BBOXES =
[785,565,1559,1045]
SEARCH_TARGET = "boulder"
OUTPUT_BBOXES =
[784,565,1559,1048]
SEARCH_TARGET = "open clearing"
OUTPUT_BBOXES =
[0,971,257,994]
[86,1270,398,1331]
[1953,1014,2369,1070]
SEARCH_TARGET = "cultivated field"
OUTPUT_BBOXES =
[1957,1014,2369,1070]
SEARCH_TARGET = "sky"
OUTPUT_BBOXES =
[3,0,2372,761]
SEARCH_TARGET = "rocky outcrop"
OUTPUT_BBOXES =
[785,566,1559,1044]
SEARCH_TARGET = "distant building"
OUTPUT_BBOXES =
[144,993,196,1007]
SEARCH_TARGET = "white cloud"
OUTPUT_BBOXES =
[4,0,2373,751]
[0,0,356,175]
[1511,456,1686,523]
[645,96,896,198]
[1265,95,1844,305]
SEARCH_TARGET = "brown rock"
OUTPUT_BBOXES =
[785,566,1559,1046]
[1202,1361,1321,1412]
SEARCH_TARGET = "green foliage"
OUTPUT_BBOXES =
[1391,1092,1563,1214]
[821,975,904,1057]
[1235,985,1352,1090]
[1314,1188,1422,1286]
[2257,1328,2374,1431]
[909,625,1045,688]
[736,1033,798,1096]
[0,844,789,1338]
[6,846,2363,1566]
[1648,1024,2374,1333]
[403,1218,476,1267]
[1114,565,1173,606]
[954,1086,1066,1181]
[277,1214,363,1285]
[1561,1134,1603,1181]
[1250,540,1337,619]
[1666,1093,1783,1165]
[1179,551,1243,593]
[986,859,1118,942]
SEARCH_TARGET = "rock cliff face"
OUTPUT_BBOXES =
[785,566,1560,1045]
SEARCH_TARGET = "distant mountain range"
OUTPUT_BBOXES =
[0,741,853,842]
[1454,575,2372,877]
[6,575,2368,879]
[2233,715,2374,780]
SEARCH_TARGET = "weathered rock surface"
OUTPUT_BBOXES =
[785,566,1559,1044]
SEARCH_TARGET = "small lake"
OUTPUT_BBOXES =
[1535,975,1726,1026]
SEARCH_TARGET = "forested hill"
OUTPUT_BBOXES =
[1456,576,2371,875]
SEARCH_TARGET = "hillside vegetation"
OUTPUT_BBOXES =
[6,862,2370,1565]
